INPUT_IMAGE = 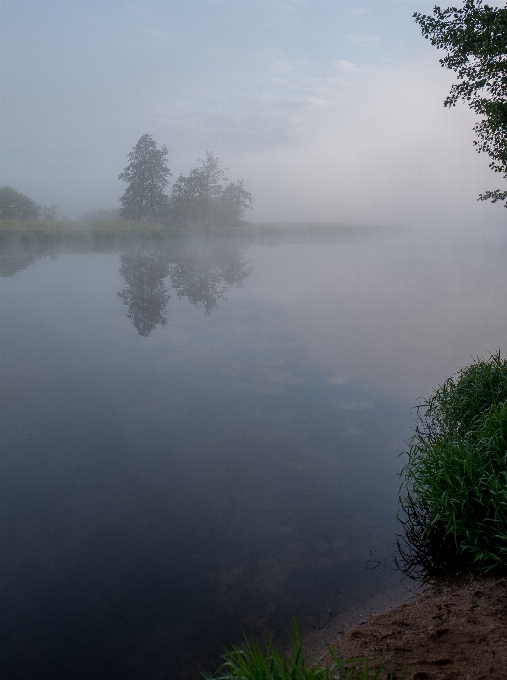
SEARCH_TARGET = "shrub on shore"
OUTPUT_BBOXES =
[398,353,507,576]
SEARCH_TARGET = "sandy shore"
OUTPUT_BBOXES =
[309,574,507,679]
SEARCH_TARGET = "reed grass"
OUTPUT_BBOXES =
[205,623,403,680]
[398,352,507,575]
[0,220,176,247]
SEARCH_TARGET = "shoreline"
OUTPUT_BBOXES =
[308,580,422,650]
[0,220,405,249]
[310,573,507,679]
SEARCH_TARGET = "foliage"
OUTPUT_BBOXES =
[119,134,172,222]
[210,178,254,227]
[414,1,507,206]
[169,151,226,225]
[0,185,42,220]
[0,186,61,221]
[205,623,399,680]
[398,353,507,576]
[39,204,61,221]
[169,153,253,228]
[116,144,254,229]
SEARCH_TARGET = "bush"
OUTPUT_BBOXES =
[0,186,60,221]
[398,353,507,575]
[0,186,40,220]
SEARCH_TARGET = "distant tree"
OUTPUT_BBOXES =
[0,186,40,220]
[210,179,254,225]
[118,134,172,221]
[169,153,253,228]
[414,1,507,206]
[169,152,227,225]
[0,186,61,221]
[39,204,61,221]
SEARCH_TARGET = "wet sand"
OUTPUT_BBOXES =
[310,574,507,679]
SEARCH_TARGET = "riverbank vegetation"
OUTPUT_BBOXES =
[0,220,395,254]
[0,185,60,221]
[397,353,507,578]
[205,625,401,680]
[1,134,254,239]
[0,219,177,248]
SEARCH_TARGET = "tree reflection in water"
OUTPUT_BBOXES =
[0,252,43,277]
[118,253,172,336]
[118,244,252,335]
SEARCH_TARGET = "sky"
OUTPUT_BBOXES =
[1,0,506,229]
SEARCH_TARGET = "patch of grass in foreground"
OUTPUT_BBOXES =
[204,624,404,680]
[398,352,507,576]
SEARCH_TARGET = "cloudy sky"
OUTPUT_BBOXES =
[1,1,505,227]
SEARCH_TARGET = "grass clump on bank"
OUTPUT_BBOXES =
[398,353,507,576]
[205,625,401,680]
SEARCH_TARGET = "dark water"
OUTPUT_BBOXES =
[1,228,506,679]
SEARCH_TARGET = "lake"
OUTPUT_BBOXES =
[1,225,506,679]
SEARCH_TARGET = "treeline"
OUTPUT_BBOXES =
[0,186,60,221]
[118,134,253,229]
[1,133,253,233]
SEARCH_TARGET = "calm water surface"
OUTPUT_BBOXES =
[1,228,506,679]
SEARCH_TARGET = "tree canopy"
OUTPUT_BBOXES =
[414,0,507,206]
[0,186,40,219]
[169,152,253,228]
[118,138,254,229]
[169,152,226,225]
[0,185,59,221]
[118,134,172,221]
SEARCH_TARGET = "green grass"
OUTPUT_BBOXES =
[204,624,403,680]
[0,219,178,246]
[398,352,507,574]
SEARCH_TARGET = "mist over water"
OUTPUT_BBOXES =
[1,225,506,679]
[2,1,507,676]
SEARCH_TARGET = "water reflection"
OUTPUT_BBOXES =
[118,253,172,336]
[118,244,252,334]
[0,251,43,277]
[2,227,506,679]
[169,247,252,315]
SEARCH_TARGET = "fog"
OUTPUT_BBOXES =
[2,2,507,678]
[2,225,506,678]
[1,0,505,232]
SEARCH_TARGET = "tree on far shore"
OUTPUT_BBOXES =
[211,178,254,226]
[0,186,40,219]
[169,152,253,227]
[119,134,172,221]
[169,152,227,225]
[0,186,60,221]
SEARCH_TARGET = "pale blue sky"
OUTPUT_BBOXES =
[1,1,505,227]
